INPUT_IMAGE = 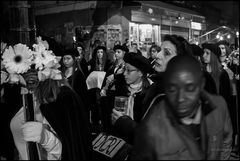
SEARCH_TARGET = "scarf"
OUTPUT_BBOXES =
[126,81,143,119]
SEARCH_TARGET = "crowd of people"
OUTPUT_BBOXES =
[0,33,239,160]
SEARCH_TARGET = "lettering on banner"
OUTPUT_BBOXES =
[92,133,125,158]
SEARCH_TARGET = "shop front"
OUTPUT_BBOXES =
[129,10,161,57]
[126,2,206,57]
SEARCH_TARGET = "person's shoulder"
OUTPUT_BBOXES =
[142,94,166,122]
[204,91,228,113]
[59,85,74,96]
[221,68,231,78]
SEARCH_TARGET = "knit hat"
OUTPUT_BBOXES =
[113,45,128,52]
[190,44,204,57]
[94,46,106,53]
[75,42,85,51]
[201,43,221,58]
[216,40,229,47]
[124,52,154,74]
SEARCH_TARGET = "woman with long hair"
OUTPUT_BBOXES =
[202,43,231,109]
[61,48,91,121]
[75,43,89,78]
[88,46,112,72]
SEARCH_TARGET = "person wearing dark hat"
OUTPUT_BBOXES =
[88,45,112,72]
[61,48,91,123]
[75,43,89,78]
[202,43,232,119]
[148,44,161,63]
[87,46,113,128]
[217,41,238,144]
[122,38,130,53]
[101,44,128,97]
[111,52,154,144]
[99,44,128,132]
[216,40,232,67]
[190,44,218,95]
[129,42,142,56]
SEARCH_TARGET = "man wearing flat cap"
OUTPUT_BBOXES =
[111,52,154,144]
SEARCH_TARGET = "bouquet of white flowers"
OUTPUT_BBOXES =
[1,37,62,86]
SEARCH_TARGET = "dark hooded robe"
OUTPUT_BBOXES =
[40,85,93,160]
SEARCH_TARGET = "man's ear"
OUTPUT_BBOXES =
[138,71,143,78]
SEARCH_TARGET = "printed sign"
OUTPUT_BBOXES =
[92,133,126,158]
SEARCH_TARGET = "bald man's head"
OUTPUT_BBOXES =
[164,55,203,84]
[164,55,205,118]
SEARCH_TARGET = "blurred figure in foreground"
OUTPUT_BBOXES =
[131,55,233,160]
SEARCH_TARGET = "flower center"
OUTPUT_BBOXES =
[14,55,22,63]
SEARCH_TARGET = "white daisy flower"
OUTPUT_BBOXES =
[2,44,33,74]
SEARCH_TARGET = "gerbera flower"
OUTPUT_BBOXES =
[2,44,33,74]
[36,36,49,50]
[33,41,62,81]
[33,42,57,70]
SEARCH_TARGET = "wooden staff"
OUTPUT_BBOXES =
[22,90,40,160]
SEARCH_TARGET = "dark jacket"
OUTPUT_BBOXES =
[219,69,231,108]
[114,90,149,144]
[76,57,89,78]
[130,91,233,160]
[203,71,217,94]
[67,69,91,119]
[103,63,128,96]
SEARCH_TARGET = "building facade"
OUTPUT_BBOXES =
[34,1,206,57]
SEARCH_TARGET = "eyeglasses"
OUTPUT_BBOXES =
[124,68,138,74]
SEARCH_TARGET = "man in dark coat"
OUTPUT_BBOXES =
[130,55,233,160]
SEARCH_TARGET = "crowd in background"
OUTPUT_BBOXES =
[0,33,239,160]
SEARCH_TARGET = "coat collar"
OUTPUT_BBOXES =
[200,90,217,116]
[165,90,217,126]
